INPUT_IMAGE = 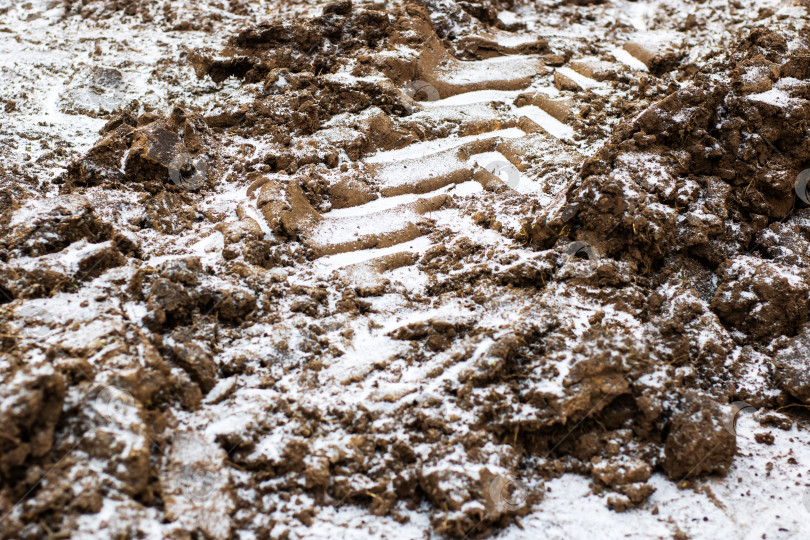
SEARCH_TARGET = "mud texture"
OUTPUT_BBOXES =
[2,0,810,539]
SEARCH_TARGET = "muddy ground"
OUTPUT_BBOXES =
[2,0,810,538]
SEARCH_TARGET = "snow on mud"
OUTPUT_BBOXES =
[2,0,810,538]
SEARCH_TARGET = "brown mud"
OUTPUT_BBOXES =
[2,0,810,538]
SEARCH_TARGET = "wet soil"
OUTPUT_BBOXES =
[2,0,810,538]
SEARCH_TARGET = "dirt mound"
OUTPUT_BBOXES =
[62,106,217,193]
[528,29,810,343]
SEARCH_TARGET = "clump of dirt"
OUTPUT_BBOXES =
[128,257,257,331]
[62,105,217,194]
[0,357,65,481]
